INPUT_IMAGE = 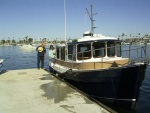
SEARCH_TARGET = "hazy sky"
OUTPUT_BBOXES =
[0,0,150,41]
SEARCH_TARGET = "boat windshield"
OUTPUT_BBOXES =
[83,33,93,37]
[56,46,66,61]
[107,42,121,57]
[116,42,121,57]
[56,48,60,59]
[107,42,115,57]
[66,41,122,61]
[68,45,76,61]
[92,42,105,58]
[77,43,91,60]
[61,46,65,61]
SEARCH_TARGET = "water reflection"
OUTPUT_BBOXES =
[40,74,92,104]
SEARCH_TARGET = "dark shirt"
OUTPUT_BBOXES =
[36,46,46,57]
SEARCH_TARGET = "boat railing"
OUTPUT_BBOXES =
[121,44,149,64]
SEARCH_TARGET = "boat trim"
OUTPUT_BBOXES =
[93,96,136,102]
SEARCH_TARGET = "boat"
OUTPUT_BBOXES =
[0,59,4,68]
[49,5,148,109]
[19,44,36,49]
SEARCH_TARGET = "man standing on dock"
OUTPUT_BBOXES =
[36,42,46,69]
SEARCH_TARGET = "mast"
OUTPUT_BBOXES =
[86,4,97,36]
[64,0,67,44]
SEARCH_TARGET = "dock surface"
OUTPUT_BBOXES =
[0,69,110,113]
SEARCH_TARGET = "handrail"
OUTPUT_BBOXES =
[121,45,147,59]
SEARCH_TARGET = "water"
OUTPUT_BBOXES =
[0,45,150,113]
[0,46,49,70]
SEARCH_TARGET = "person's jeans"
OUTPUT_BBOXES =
[37,56,44,68]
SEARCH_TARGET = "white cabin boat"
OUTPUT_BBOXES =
[49,5,148,109]
[19,44,36,49]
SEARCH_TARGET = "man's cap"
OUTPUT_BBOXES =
[38,47,43,52]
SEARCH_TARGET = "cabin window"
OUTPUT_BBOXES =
[56,48,60,59]
[77,43,91,60]
[68,45,76,61]
[61,46,65,61]
[92,42,105,58]
[83,33,93,37]
[116,42,121,57]
[107,42,115,57]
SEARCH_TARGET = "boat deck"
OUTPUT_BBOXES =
[0,69,114,113]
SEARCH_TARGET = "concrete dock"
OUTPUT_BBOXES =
[0,69,112,113]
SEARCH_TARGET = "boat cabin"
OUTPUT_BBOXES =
[56,33,123,62]
[54,33,129,70]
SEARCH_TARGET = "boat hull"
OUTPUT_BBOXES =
[55,64,147,109]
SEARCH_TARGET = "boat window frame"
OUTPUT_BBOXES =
[61,46,65,61]
[107,41,115,57]
[83,33,93,37]
[116,42,122,57]
[68,44,76,61]
[56,47,61,59]
[92,42,106,58]
[77,42,92,60]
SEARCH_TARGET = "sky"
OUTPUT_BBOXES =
[0,0,150,41]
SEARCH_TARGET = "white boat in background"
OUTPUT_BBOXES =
[146,43,150,45]
[0,59,4,68]
[19,44,36,49]
[0,59,3,64]
[121,42,130,45]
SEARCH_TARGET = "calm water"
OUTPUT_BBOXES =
[0,46,49,70]
[0,45,150,113]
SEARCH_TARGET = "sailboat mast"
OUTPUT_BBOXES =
[64,0,67,43]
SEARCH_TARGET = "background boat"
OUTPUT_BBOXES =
[0,59,3,68]
[19,44,37,49]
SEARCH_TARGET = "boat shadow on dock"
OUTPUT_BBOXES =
[47,70,117,113]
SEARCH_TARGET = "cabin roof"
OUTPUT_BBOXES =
[68,37,121,45]
[78,37,118,42]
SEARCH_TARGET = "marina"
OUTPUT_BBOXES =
[0,1,150,113]
[0,68,114,113]
[0,41,150,113]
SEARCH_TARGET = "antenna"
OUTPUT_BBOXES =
[86,4,97,35]
[84,11,88,32]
